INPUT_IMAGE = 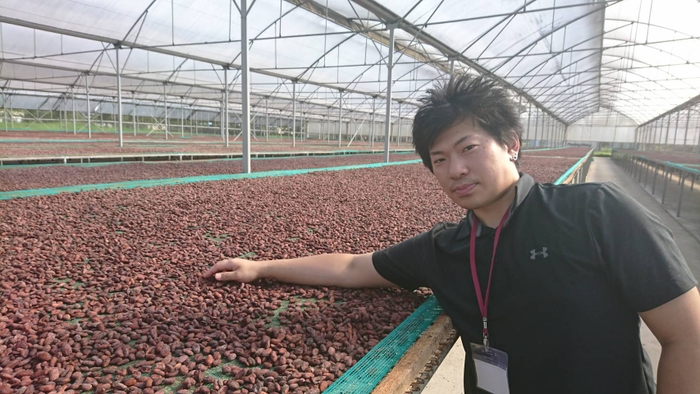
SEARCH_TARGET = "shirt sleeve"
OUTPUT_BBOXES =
[372,226,437,291]
[586,182,697,312]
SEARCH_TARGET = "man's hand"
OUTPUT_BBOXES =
[202,253,397,288]
[203,258,262,283]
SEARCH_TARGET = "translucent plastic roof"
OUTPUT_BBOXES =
[1,0,700,125]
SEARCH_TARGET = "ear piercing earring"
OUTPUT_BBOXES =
[511,155,518,161]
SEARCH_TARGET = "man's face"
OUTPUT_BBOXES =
[429,119,520,211]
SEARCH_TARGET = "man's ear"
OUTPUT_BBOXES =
[507,131,520,156]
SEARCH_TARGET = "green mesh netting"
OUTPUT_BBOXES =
[323,296,443,394]
[0,159,422,200]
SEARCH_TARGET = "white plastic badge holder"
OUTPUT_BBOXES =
[470,343,510,394]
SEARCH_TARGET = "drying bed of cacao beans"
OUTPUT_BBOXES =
[1,132,356,145]
[524,147,591,158]
[0,139,400,158]
[0,159,575,394]
[0,131,241,142]
[0,154,419,192]
[617,150,700,165]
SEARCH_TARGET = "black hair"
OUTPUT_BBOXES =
[412,74,523,172]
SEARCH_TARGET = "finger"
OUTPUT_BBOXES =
[203,259,234,278]
[214,271,240,282]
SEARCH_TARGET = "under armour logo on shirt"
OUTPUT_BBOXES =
[530,247,548,260]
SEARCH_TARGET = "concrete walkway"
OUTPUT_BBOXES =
[422,157,700,393]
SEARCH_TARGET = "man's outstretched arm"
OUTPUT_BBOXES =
[641,287,700,394]
[202,252,397,288]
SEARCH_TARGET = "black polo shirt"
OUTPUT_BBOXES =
[372,173,697,394]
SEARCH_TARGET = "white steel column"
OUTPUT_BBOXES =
[338,91,343,147]
[559,123,563,147]
[2,90,6,132]
[71,88,76,135]
[560,123,563,147]
[85,75,92,139]
[265,97,269,142]
[220,93,225,141]
[180,97,184,138]
[371,97,375,148]
[383,25,395,162]
[292,81,297,148]
[224,67,230,148]
[163,84,169,141]
[219,92,224,141]
[533,110,539,148]
[60,97,65,133]
[525,102,532,143]
[116,46,124,147]
[240,0,251,172]
[132,93,137,136]
[673,111,680,146]
[8,95,13,130]
[396,103,402,148]
[683,108,691,146]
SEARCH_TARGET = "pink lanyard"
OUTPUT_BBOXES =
[469,209,510,349]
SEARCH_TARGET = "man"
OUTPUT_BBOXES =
[203,75,700,393]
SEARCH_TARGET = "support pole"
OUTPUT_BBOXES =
[292,81,296,148]
[58,94,68,133]
[384,25,395,162]
[224,67,230,148]
[646,125,650,150]
[163,84,169,141]
[533,110,539,148]
[563,123,567,147]
[525,102,531,144]
[181,97,184,138]
[2,89,6,132]
[133,93,137,136]
[557,123,564,147]
[665,114,671,146]
[338,91,343,147]
[7,95,11,129]
[85,75,92,139]
[557,123,561,147]
[116,46,124,147]
[265,97,269,142]
[327,108,331,143]
[371,97,376,148]
[560,123,564,147]
[673,111,679,147]
[683,108,691,146]
[220,93,225,141]
[396,103,402,148]
[240,0,251,172]
[677,174,685,218]
[71,88,76,135]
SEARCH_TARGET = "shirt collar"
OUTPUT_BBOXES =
[456,173,536,240]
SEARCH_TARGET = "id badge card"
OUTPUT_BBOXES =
[470,343,510,394]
